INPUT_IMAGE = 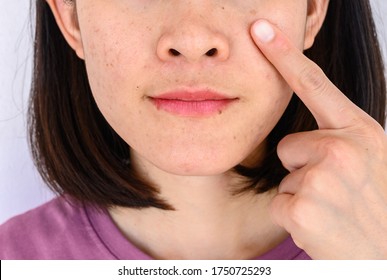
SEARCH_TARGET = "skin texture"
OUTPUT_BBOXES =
[46,0,387,259]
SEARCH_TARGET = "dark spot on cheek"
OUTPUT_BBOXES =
[250,9,257,15]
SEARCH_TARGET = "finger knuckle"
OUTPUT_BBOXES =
[349,120,386,161]
[288,197,310,228]
[318,136,351,163]
[296,63,327,94]
[366,121,386,145]
[277,136,291,161]
[301,168,321,189]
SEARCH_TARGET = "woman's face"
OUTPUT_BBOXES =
[72,0,314,176]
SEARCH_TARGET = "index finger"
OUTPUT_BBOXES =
[251,19,362,129]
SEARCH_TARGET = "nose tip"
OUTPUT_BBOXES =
[157,30,230,63]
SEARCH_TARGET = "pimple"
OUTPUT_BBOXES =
[264,72,274,81]
[249,9,257,15]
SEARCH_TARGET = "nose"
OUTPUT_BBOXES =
[156,22,230,64]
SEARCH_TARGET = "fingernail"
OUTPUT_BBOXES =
[253,20,275,43]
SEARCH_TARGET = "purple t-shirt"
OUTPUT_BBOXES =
[0,197,310,260]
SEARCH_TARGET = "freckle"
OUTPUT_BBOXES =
[250,9,257,15]
[233,136,237,140]
[218,110,223,115]
[221,6,225,10]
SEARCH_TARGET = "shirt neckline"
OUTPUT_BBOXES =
[84,202,307,260]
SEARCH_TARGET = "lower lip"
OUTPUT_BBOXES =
[150,98,237,117]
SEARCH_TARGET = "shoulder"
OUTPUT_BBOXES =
[0,196,106,259]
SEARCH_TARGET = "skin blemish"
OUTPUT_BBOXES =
[250,9,257,15]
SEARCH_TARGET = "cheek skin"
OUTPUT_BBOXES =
[76,1,307,176]
[81,23,143,128]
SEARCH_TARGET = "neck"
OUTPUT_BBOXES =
[109,154,288,259]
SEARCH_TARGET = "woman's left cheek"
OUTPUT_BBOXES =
[266,9,308,50]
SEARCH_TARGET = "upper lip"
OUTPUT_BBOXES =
[149,88,237,101]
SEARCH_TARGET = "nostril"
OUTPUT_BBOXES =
[169,49,181,56]
[167,47,220,59]
[206,48,218,57]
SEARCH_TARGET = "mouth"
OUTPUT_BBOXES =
[148,89,239,117]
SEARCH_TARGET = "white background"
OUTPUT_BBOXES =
[1,1,387,224]
[2,260,387,280]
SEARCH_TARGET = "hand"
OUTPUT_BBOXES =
[251,19,387,259]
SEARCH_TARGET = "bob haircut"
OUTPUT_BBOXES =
[29,0,386,210]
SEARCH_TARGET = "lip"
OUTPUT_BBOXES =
[149,90,238,117]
